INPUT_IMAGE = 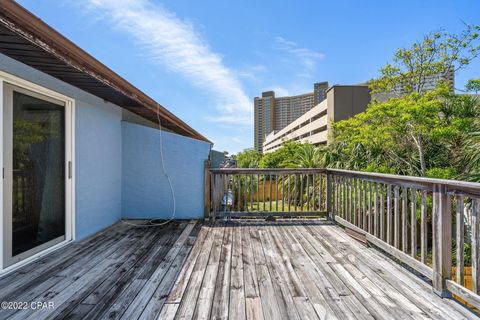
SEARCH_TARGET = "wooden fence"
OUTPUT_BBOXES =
[205,167,480,310]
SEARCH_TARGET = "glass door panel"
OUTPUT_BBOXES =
[3,83,66,267]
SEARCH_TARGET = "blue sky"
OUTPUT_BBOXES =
[18,0,480,153]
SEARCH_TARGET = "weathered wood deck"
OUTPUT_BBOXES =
[0,220,477,319]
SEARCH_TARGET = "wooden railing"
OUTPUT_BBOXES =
[207,168,328,218]
[205,167,480,310]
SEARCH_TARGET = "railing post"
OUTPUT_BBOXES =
[204,160,211,220]
[326,171,333,220]
[432,183,451,297]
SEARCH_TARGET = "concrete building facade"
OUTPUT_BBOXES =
[263,85,371,153]
[254,82,328,152]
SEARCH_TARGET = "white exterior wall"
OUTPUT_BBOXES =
[263,99,328,153]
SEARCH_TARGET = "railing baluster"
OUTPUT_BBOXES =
[411,189,417,258]
[275,174,278,212]
[319,174,323,211]
[387,184,392,244]
[333,175,337,215]
[394,186,400,249]
[344,177,348,219]
[358,178,362,228]
[244,174,249,214]
[380,184,385,240]
[351,178,357,225]
[238,174,242,213]
[282,174,285,212]
[326,173,332,217]
[346,177,350,222]
[263,174,266,212]
[351,177,354,222]
[294,174,297,212]
[402,187,408,253]
[368,181,373,234]
[288,174,291,212]
[269,174,273,212]
[305,173,310,211]
[231,174,235,213]
[251,174,255,212]
[420,190,427,264]
[211,174,217,217]
[256,174,260,212]
[456,195,465,285]
[432,184,452,296]
[300,174,304,211]
[337,176,340,217]
[363,180,367,231]
[343,177,348,219]
[312,174,316,211]
[472,198,480,294]
[374,182,378,237]
[341,176,344,217]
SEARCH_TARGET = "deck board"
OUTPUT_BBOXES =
[0,219,478,319]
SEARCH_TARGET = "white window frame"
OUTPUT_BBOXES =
[0,70,75,275]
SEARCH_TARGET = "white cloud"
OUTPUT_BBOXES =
[84,0,252,123]
[274,36,324,77]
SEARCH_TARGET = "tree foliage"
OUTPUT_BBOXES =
[235,149,262,168]
[466,78,480,93]
[329,89,480,178]
[235,25,480,182]
[259,141,301,168]
[370,25,480,95]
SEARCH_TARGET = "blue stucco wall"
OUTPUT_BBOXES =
[75,103,122,240]
[121,122,210,220]
[0,53,122,241]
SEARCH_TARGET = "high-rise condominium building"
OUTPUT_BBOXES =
[263,85,371,153]
[254,82,328,152]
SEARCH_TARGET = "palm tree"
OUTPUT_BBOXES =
[281,144,326,211]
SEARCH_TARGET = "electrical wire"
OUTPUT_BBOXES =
[121,105,176,227]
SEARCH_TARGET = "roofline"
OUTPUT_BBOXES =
[326,84,370,93]
[0,0,212,144]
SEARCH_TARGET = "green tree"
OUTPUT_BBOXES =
[259,141,302,168]
[466,79,480,94]
[370,25,480,95]
[235,149,262,168]
[328,89,479,177]
[281,143,325,168]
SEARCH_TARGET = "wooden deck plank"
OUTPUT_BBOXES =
[174,223,218,320]
[70,224,183,320]
[44,225,181,319]
[229,223,246,320]
[241,225,264,320]
[263,225,321,320]
[0,219,477,320]
[267,225,337,320]
[118,222,197,320]
[303,223,419,320]
[4,226,144,320]
[249,225,288,320]
[191,223,226,319]
[280,223,373,320]
[0,224,131,299]
[327,225,477,320]
[139,227,199,320]
[210,222,234,320]
[166,225,210,304]
[257,226,303,320]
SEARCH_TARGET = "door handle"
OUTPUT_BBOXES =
[68,161,72,179]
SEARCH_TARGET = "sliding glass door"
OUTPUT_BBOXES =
[3,83,70,268]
